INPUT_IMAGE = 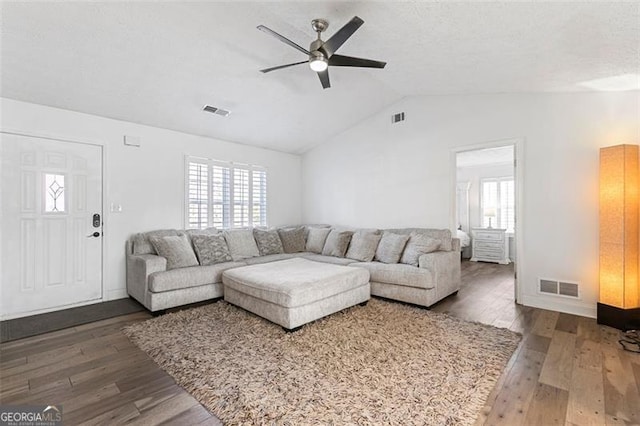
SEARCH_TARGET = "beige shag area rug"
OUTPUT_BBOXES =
[123,299,520,425]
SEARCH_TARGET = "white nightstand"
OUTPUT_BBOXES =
[470,228,510,264]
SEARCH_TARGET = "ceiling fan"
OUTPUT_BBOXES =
[257,16,386,89]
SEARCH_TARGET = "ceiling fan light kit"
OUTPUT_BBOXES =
[258,16,386,89]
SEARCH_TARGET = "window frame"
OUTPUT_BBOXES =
[479,176,515,233]
[184,156,268,230]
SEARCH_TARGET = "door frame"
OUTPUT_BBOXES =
[0,129,107,319]
[449,137,524,304]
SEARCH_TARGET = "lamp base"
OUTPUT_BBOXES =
[597,303,640,331]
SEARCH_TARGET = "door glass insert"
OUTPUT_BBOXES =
[45,173,65,212]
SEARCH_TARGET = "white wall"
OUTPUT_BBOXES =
[1,98,302,302]
[302,91,640,318]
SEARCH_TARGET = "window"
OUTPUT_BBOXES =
[186,157,267,229]
[481,177,514,232]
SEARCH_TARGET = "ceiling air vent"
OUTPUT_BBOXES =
[391,112,405,124]
[203,105,231,117]
[538,278,580,299]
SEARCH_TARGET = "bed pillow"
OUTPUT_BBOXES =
[345,231,382,262]
[191,234,233,265]
[223,229,260,261]
[306,227,332,254]
[322,230,354,257]
[400,232,441,266]
[375,232,410,264]
[149,234,199,270]
[277,227,306,253]
[253,229,285,256]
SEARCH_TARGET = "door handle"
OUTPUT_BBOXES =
[87,232,101,238]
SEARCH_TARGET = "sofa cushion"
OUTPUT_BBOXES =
[354,262,434,289]
[243,253,302,265]
[191,234,233,265]
[149,234,199,270]
[149,261,246,292]
[132,229,179,255]
[224,229,260,261]
[375,232,410,264]
[345,231,382,262]
[400,232,442,266]
[302,253,357,266]
[385,228,453,251]
[222,258,369,308]
[253,229,284,256]
[306,228,331,253]
[277,227,306,253]
[322,230,353,257]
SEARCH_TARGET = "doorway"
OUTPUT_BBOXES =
[451,139,522,303]
[1,133,103,319]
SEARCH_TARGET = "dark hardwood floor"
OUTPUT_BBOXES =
[1,260,638,425]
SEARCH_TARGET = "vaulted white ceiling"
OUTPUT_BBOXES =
[1,1,638,153]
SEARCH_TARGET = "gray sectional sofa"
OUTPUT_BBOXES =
[125,225,461,314]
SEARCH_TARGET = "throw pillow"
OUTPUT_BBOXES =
[223,229,260,261]
[149,234,199,270]
[191,234,232,265]
[400,232,442,266]
[345,231,382,262]
[375,232,410,264]
[277,227,306,253]
[253,229,285,256]
[322,229,354,257]
[132,229,178,255]
[306,227,331,254]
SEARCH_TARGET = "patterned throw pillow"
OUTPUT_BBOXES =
[400,232,441,266]
[277,227,306,253]
[306,228,331,254]
[345,231,382,262]
[375,232,410,264]
[322,230,354,257]
[253,229,285,256]
[149,234,199,270]
[191,234,233,265]
[223,229,260,261]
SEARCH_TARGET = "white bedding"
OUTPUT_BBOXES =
[457,229,471,248]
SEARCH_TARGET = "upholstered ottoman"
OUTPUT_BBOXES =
[222,258,370,331]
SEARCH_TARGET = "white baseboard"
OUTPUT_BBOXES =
[521,294,596,319]
[105,288,128,301]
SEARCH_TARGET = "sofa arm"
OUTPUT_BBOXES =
[418,250,461,301]
[126,254,167,305]
[451,237,461,252]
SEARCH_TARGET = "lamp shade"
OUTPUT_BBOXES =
[598,144,640,330]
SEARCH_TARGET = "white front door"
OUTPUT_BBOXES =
[1,133,103,319]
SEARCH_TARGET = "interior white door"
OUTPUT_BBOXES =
[1,133,103,319]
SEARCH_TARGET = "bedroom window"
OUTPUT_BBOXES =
[186,157,267,229]
[481,177,514,232]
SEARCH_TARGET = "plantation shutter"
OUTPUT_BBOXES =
[187,161,208,229]
[233,168,250,227]
[481,177,514,231]
[252,169,267,227]
[212,164,231,229]
[186,157,267,229]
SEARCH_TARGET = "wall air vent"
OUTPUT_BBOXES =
[203,105,231,117]
[391,112,405,123]
[538,278,580,299]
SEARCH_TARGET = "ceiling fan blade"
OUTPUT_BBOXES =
[320,16,364,57]
[257,25,310,55]
[317,69,330,89]
[328,54,386,68]
[260,61,308,73]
